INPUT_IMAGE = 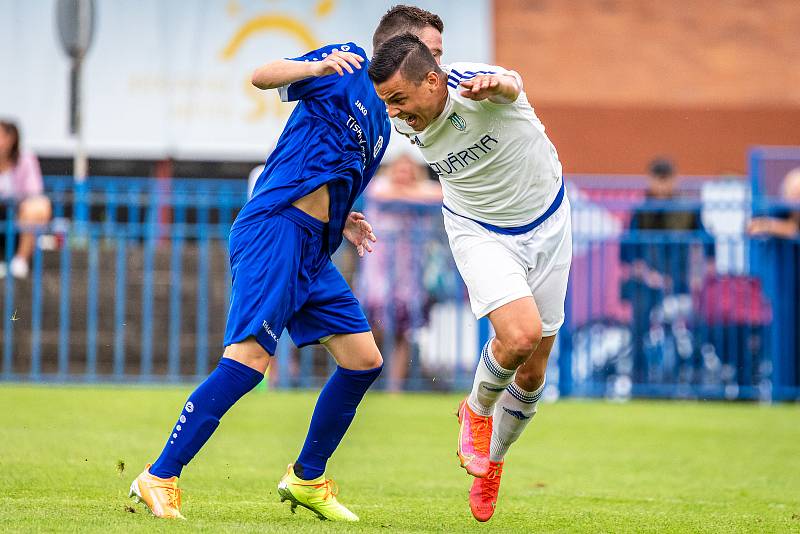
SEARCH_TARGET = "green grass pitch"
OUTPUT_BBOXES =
[1,384,798,533]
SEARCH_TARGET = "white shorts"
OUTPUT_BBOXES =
[443,198,572,336]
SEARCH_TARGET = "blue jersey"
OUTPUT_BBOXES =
[235,42,391,255]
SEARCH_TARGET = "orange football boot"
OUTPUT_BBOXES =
[469,460,503,522]
[457,399,492,478]
[129,464,185,519]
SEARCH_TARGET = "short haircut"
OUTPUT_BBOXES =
[368,33,442,85]
[648,158,675,179]
[372,5,443,50]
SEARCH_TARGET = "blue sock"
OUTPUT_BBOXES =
[149,357,263,479]
[294,364,382,480]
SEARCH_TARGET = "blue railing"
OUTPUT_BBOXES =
[0,172,798,401]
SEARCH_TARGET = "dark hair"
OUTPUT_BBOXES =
[373,5,443,50]
[0,120,20,165]
[648,158,675,179]
[369,33,442,85]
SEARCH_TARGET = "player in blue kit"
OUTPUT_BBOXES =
[129,6,445,523]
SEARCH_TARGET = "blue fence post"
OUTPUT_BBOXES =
[167,202,186,381]
[477,318,491,352]
[74,178,89,238]
[3,207,16,379]
[140,200,157,381]
[748,147,763,206]
[57,229,72,378]
[113,229,128,380]
[558,280,573,398]
[276,332,292,389]
[30,236,44,381]
[196,201,210,378]
[86,227,99,380]
[300,346,314,388]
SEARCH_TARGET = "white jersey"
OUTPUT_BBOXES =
[392,62,563,227]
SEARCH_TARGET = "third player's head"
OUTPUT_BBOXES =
[372,5,444,64]
[369,34,447,132]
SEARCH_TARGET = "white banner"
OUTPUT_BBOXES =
[0,0,492,161]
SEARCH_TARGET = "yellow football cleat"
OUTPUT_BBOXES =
[129,464,185,519]
[277,464,359,522]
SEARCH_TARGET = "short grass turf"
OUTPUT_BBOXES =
[1,385,799,533]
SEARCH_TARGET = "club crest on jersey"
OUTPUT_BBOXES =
[448,112,467,131]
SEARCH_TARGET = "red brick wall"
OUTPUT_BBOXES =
[494,0,800,174]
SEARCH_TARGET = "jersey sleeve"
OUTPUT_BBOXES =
[277,42,365,102]
[444,62,523,92]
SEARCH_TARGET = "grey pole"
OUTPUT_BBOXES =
[56,0,95,183]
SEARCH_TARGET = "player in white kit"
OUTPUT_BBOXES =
[369,34,571,522]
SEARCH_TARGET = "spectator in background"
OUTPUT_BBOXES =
[748,167,800,387]
[0,120,52,279]
[358,153,442,391]
[748,167,800,238]
[620,158,714,384]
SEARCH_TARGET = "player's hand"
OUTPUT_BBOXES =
[459,75,502,101]
[343,211,377,257]
[310,51,364,78]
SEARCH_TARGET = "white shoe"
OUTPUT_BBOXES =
[9,257,29,279]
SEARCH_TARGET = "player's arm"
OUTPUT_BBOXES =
[459,72,522,104]
[251,50,364,90]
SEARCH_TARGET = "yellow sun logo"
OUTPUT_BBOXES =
[221,0,334,122]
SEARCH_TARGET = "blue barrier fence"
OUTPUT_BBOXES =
[0,171,798,401]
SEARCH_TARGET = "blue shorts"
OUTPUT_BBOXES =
[223,206,370,355]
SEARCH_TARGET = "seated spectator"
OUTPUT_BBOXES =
[748,167,800,239]
[748,167,800,387]
[358,153,442,391]
[0,120,52,279]
[620,158,714,383]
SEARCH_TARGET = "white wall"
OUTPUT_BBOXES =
[0,0,492,161]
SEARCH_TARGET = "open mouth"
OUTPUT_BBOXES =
[403,115,419,129]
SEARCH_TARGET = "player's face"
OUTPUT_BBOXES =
[375,71,445,132]
[416,26,443,64]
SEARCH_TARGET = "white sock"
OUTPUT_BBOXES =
[467,338,516,417]
[490,380,545,462]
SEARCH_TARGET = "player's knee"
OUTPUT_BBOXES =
[359,352,383,371]
[502,326,542,362]
[223,339,271,374]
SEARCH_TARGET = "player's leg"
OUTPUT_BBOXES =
[131,215,301,518]
[473,296,543,414]
[467,334,554,523]
[471,199,572,521]
[490,335,552,461]
[443,210,535,477]
[489,197,572,456]
[292,331,383,481]
[277,261,381,521]
[131,342,267,518]
[146,341,270,476]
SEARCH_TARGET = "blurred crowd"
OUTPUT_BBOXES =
[2,113,799,393]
